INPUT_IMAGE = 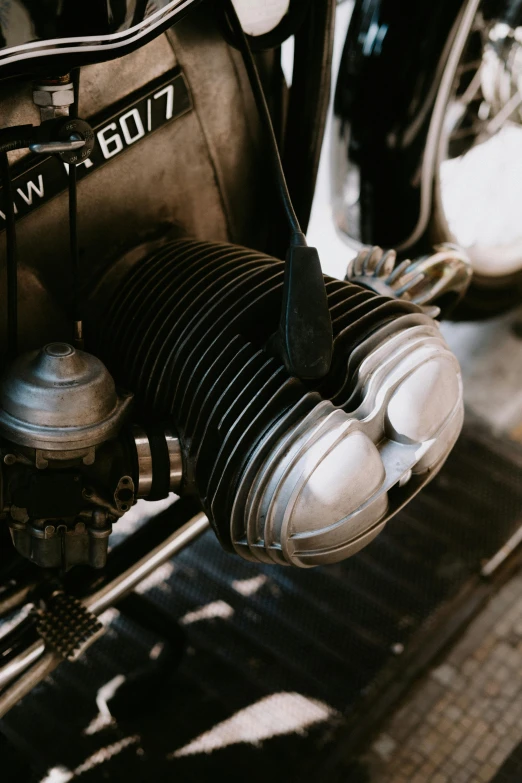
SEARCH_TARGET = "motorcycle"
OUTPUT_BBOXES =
[333,0,522,317]
[1,0,508,723]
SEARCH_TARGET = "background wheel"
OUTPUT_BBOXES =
[430,2,522,317]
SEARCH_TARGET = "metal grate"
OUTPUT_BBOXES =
[1,414,522,782]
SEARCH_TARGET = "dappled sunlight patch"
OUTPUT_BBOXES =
[83,674,126,736]
[231,574,268,596]
[39,736,140,782]
[169,692,337,758]
[135,561,175,594]
[180,600,234,625]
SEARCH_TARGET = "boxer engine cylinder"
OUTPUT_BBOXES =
[0,236,464,569]
[0,237,463,569]
[78,237,463,567]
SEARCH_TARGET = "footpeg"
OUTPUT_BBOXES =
[35,592,104,661]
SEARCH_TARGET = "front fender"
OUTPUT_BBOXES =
[331,0,468,251]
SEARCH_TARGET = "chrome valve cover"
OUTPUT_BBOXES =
[231,317,463,567]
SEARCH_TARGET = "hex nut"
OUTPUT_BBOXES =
[33,88,74,107]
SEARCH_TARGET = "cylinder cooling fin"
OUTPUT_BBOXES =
[89,239,464,567]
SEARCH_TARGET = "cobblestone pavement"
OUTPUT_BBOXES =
[360,571,522,783]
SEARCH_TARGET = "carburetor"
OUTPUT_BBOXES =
[0,342,181,570]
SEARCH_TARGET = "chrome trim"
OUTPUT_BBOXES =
[132,425,153,498]
[165,430,183,494]
[232,317,464,567]
[86,513,208,616]
[397,0,481,251]
[0,0,197,70]
[0,641,44,691]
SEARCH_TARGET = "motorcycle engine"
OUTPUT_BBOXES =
[0,2,464,571]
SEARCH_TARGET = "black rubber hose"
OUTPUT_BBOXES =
[0,126,36,155]
[69,68,82,346]
[1,151,18,359]
[222,1,333,379]
[282,0,336,234]
[68,165,80,334]
[223,0,305,245]
[0,126,38,359]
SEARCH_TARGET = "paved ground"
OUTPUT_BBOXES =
[441,309,522,440]
[359,572,522,783]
